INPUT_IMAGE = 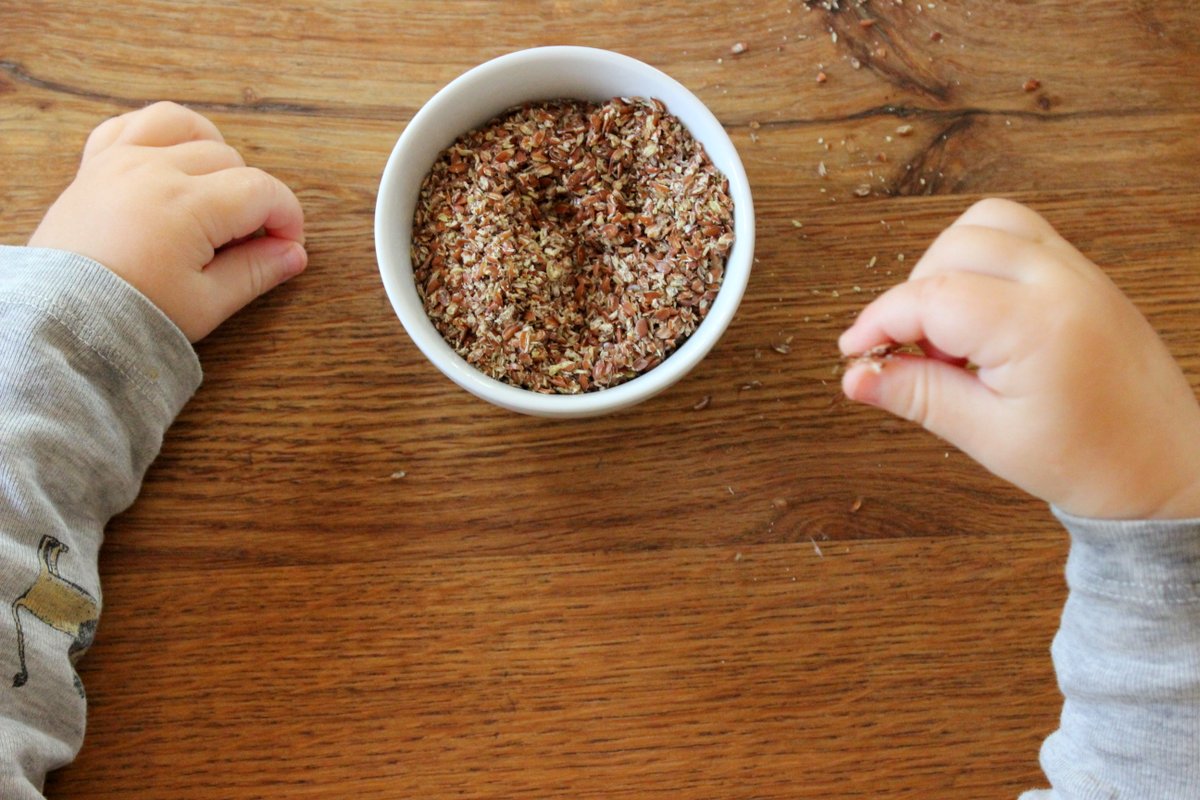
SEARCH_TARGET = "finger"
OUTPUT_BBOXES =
[160,140,246,175]
[82,115,127,162]
[918,339,969,367]
[189,167,305,246]
[908,224,1050,283]
[842,354,1001,453]
[114,101,225,148]
[950,197,1093,272]
[950,197,1064,244]
[839,272,1029,369]
[191,236,308,341]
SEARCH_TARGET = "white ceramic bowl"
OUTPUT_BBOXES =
[375,46,754,418]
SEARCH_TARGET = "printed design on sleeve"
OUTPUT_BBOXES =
[10,535,99,698]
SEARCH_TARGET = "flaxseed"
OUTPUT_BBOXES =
[411,98,735,394]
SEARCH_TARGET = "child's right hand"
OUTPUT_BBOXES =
[28,101,306,342]
[839,198,1200,520]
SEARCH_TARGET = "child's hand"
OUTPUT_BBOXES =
[839,198,1200,519]
[28,101,306,342]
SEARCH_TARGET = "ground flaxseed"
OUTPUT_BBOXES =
[411,97,735,394]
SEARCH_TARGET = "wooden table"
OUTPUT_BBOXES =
[2,1,1198,796]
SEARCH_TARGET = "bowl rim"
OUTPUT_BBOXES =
[375,45,755,418]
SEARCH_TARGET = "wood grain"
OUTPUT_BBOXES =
[78,534,1066,799]
[0,0,1194,796]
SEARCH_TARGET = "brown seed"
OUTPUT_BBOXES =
[847,342,900,374]
[411,98,734,395]
[1023,78,1041,92]
[849,496,863,513]
[895,124,914,136]
[771,498,788,509]
[859,18,876,28]
[730,41,748,55]
[816,71,828,83]
[930,31,943,42]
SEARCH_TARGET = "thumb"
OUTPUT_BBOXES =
[842,355,998,453]
[197,236,307,338]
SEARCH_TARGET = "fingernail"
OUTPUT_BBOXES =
[283,242,308,278]
[837,330,853,356]
[843,364,882,406]
[837,324,862,356]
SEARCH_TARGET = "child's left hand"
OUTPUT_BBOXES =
[838,198,1200,520]
[28,101,307,342]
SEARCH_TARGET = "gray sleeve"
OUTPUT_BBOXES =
[1020,508,1200,799]
[0,246,200,798]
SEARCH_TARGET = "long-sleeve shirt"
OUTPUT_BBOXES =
[0,245,1196,798]
[1022,509,1200,798]
[0,246,199,798]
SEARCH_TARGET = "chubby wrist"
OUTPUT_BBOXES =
[1052,421,1200,521]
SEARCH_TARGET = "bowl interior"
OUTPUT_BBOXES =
[376,47,754,417]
